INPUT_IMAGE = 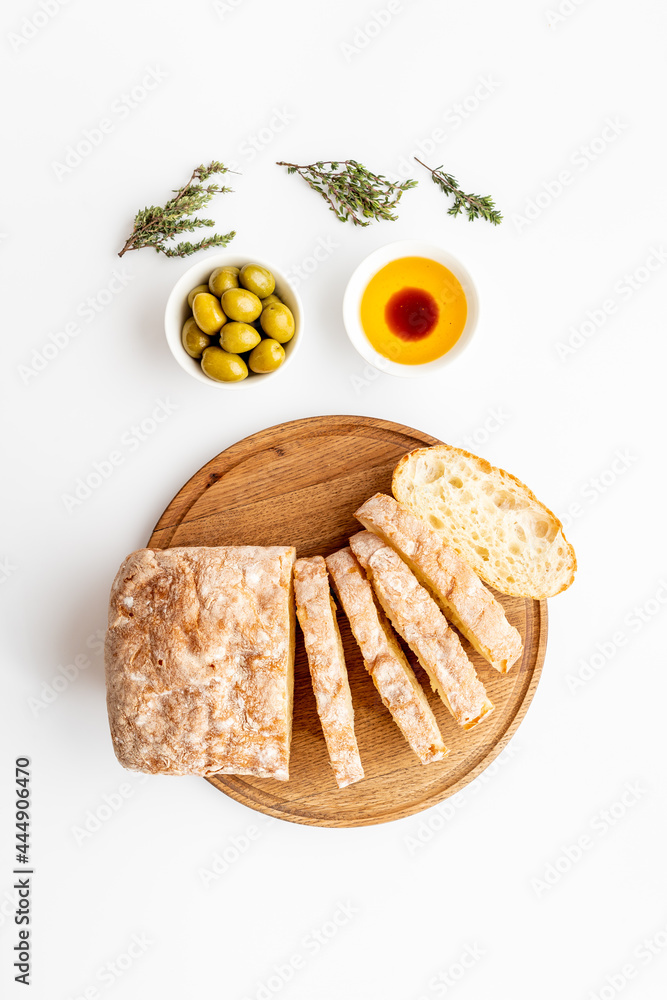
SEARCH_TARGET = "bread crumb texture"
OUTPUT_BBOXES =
[294,556,364,788]
[349,532,493,730]
[355,493,523,672]
[393,445,576,599]
[326,547,447,764]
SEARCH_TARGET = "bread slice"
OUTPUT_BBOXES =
[293,556,364,788]
[349,532,493,730]
[105,546,296,779]
[355,493,523,673]
[326,547,448,764]
[393,444,576,599]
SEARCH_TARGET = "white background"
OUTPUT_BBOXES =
[2,0,667,997]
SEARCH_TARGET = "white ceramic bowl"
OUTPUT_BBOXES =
[342,240,479,378]
[165,251,303,388]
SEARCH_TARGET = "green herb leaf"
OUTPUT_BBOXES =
[414,158,502,225]
[276,159,417,227]
[119,162,237,258]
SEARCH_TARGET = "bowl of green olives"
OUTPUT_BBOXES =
[165,253,302,387]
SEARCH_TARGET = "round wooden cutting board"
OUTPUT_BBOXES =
[149,415,547,827]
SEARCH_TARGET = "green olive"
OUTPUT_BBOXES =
[260,293,282,308]
[220,322,261,354]
[201,347,248,383]
[248,338,285,374]
[221,287,262,323]
[239,263,276,299]
[209,266,240,296]
[192,293,227,334]
[187,284,209,309]
[182,317,211,358]
[260,302,295,344]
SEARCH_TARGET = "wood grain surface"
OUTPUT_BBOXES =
[148,415,547,827]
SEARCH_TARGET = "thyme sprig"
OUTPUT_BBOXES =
[276,159,417,226]
[415,158,502,225]
[118,161,237,258]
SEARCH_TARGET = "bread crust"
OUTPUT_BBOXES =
[326,547,448,764]
[393,444,577,598]
[293,556,364,788]
[349,532,493,730]
[105,546,296,779]
[355,494,523,673]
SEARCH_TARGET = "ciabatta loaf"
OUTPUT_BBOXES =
[326,547,448,765]
[349,532,493,730]
[393,445,576,599]
[105,546,296,779]
[293,556,364,788]
[355,494,522,673]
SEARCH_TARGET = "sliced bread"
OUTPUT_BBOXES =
[355,493,523,673]
[349,531,493,730]
[393,444,576,599]
[293,556,364,788]
[326,547,448,764]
